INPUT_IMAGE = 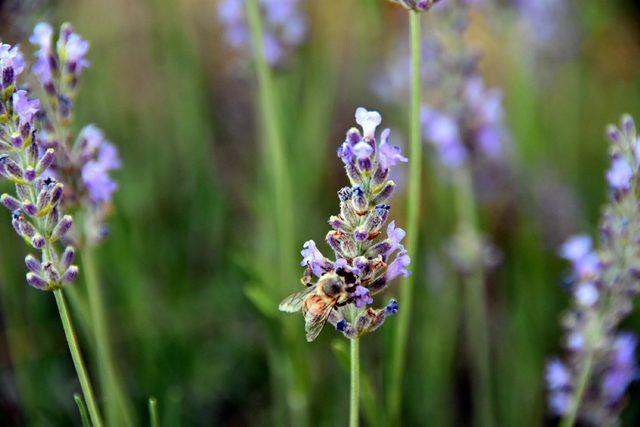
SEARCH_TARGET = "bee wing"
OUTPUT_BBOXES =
[304,303,333,342]
[278,287,314,313]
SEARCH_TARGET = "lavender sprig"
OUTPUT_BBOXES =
[29,23,120,247]
[0,39,103,427]
[280,107,409,341]
[0,45,78,291]
[548,115,640,426]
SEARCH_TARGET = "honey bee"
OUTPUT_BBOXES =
[279,271,352,342]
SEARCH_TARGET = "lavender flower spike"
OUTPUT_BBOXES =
[279,108,410,341]
[388,0,442,12]
[547,115,640,426]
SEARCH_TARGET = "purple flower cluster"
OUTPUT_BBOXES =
[547,115,640,425]
[388,0,442,11]
[282,108,409,341]
[29,23,120,246]
[0,42,79,291]
[217,0,307,67]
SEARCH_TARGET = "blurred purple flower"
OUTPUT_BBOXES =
[606,158,633,191]
[217,0,307,67]
[378,128,408,170]
[12,90,39,125]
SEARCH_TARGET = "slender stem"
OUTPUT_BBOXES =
[245,1,308,426]
[388,10,422,423]
[455,166,494,427]
[560,352,594,427]
[74,393,91,427]
[350,338,361,427]
[54,289,104,427]
[149,397,160,427]
[82,245,135,426]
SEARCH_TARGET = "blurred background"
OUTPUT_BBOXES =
[1,0,640,425]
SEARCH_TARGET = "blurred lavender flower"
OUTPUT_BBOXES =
[388,0,442,11]
[547,115,640,425]
[0,41,78,291]
[280,108,409,341]
[217,0,307,67]
[29,23,119,246]
[515,0,580,62]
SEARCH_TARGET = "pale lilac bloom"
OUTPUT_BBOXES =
[559,235,592,263]
[300,240,331,277]
[546,359,571,389]
[29,23,54,84]
[386,251,411,282]
[422,107,467,168]
[64,33,90,71]
[12,90,39,124]
[606,158,633,191]
[80,129,121,205]
[0,43,25,87]
[352,140,373,159]
[378,128,408,170]
[353,286,373,308]
[602,333,637,402]
[385,221,406,256]
[355,107,382,140]
[575,282,598,307]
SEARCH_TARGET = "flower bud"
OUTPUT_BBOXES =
[36,148,56,175]
[622,114,635,136]
[61,246,75,269]
[1,194,21,211]
[329,215,351,233]
[372,167,390,188]
[51,215,73,242]
[22,200,38,216]
[26,272,48,290]
[25,254,42,273]
[372,181,396,205]
[351,186,368,213]
[0,155,24,180]
[43,262,60,283]
[31,234,45,249]
[62,265,79,283]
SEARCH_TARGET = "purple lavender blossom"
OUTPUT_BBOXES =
[281,108,409,341]
[12,90,39,125]
[0,43,25,87]
[353,286,373,308]
[217,0,307,67]
[548,116,640,424]
[602,333,637,402]
[606,158,633,191]
[80,133,121,205]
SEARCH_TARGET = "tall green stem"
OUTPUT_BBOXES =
[54,289,104,427]
[560,352,594,427]
[388,10,422,424]
[455,166,494,427]
[350,338,361,427]
[245,1,308,425]
[82,246,135,426]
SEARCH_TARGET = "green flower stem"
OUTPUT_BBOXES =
[454,166,494,427]
[560,347,595,427]
[350,338,361,427]
[82,245,135,426]
[54,289,104,427]
[245,1,309,425]
[388,10,422,423]
[149,397,159,427]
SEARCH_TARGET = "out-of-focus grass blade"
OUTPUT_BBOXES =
[74,393,91,427]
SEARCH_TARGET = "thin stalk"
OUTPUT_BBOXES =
[388,10,422,423]
[149,397,160,427]
[54,289,104,427]
[74,393,91,427]
[350,338,361,427]
[245,1,308,425]
[82,245,136,426]
[455,166,494,427]
[560,352,594,427]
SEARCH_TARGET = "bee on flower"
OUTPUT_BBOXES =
[279,108,408,341]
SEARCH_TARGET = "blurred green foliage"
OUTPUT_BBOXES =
[1,0,640,425]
